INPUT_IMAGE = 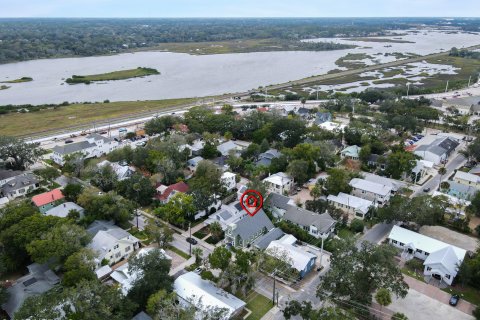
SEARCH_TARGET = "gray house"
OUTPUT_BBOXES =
[2,263,60,318]
[225,209,275,248]
[256,149,282,167]
[0,172,39,200]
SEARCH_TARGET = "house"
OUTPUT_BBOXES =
[387,226,466,286]
[297,107,310,118]
[217,140,243,157]
[367,154,385,169]
[253,227,285,250]
[45,202,84,218]
[362,172,407,194]
[349,178,392,206]
[444,96,480,115]
[174,272,246,319]
[51,133,119,165]
[256,149,282,167]
[225,209,275,248]
[132,312,153,320]
[318,121,346,132]
[0,172,39,200]
[97,160,135,181]
[444,180,477,200]
[432,191,470,218]
[413,136,459,164]
[2,263,60,318]
[453,170,480,189]
[266,234,317,278]
[327,192,374,220]
[0,169,23,186]
[314,112,332,125]
[87,220,140,267]
[155,181,189,204]
[283,207,336,239]
[111,247,171,295]
[263,172,294,195]
[95,265,113,280]
[187,156,204,172]
[340,145,361,160]
[411,160,435,183]
[469,165,480,176]
[32,188,64,213]
[221,172,236,191]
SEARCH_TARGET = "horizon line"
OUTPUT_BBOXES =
[1,16,480,19]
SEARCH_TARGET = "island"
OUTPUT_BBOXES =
[1,77,33,83]
[0,85,10,90]
[65,67,160,84]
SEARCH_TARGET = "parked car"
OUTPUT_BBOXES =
[449,294,460,306]
[65,139,74,144]
[186,237,197,245]
[423,187,431,192]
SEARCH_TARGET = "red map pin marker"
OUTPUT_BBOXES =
[240,189,263,217]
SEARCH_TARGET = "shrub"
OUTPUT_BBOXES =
[350,218,364,233]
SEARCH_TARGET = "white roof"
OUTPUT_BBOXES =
[174,272,246,318]
[221,172,236,179]
[263,172,293,186]
[95,265,112,279]
[424,246,463,276]
[432,191,471,207]
[327,193,373,214]
[217,141,240,156]
[0,197,9,207]
[388,226,466,260]
[319,121,346,131]
[349,178,392,196]
[44,202,84,218]
[266,235,316,272]
[454,170,480,184]
[362,173,406,192]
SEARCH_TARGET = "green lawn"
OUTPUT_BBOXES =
[193,226,210,239]
[442,286,480,306]
[167,245,191,260]
[243,292,273,320]
[0,98,195,136]
[401,268,426,282]
[337,227,355,239]
[65,67,159,84]
[1,77,33,83]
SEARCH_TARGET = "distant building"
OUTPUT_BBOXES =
[97,160,135,181]
[340,145,361,160]
[453,170,480,189]
[225,209,275,248]
[413,136,459,165]
[32,189,64,213]
[174,272,246,319]
[45,202,84,218]
[266,234,317,278]
[2,263,60,318]
[256,149,282,167]
[263,172,294,195]
[318,121,346,132]
[0,172,39,200]
[0,169,23,186]
[87,220,140,267]
[387,226,466,286]
[314,112,333,125]
[51,133,119,166]
[327,192,374,220]
[155,181,189,204]
[221,172,236,191]
[349,178,392,206]
[217,140,244,157]
[187,156,204,172]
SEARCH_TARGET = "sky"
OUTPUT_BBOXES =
[1,0,480,18]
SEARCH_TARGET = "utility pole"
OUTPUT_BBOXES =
[276,291,279,307]
[316,85,319,100]
[189,222,192,256]
[445,80,449,93]
[468,75,472,87]
[406,83,410,98]
[272,269,276,306]
[319,235,325,269]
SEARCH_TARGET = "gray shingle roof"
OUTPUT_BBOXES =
[231,209,274,240]
[253,227,285,249]
[266,192,291,210]
[0,169,23,181]
[52,141,95,155]
[132,311,153,320]
[283,207,336,233]
[416,137,459,156]
[1,173,38,193]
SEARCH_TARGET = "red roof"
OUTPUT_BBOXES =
[32,189,64,207]
[156,181,189,201]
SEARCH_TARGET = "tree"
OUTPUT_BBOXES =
[63,183,84,202]
[189,160,223,214]
[283,301,355,320]
[375,288,392,309]
[77,190,134,225]
[458,248,480,290]
[310,184,322,200]
[145,221,173,248]
[246,176,267,198]
[33,167,60,184]
[0,136,43,170]
[15,280,136,320]
[260,139,270,153]
[62,248,97,287]
[202,140,219,159]
[209,221,223,241]
[115,173,155,206]
[155,193,196,227]
[324,168,352,195]
[92,163,118,192]
[0,286,8,306]
[27,222,90,266]
[350,218,364,233]
[62,152,85,178]
[242,143,261,160]
[192,247,203,265]
[208,246,232,270]
[127,248,173,309]
[317,239,408,306]
[392,312,409,320]
[269,155,288,173]
[287,160,310,184]
[385,150,417,179]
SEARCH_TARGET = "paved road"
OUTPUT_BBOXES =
[411,153,467,198]
[356,222,394,249]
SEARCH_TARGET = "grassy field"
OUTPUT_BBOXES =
[345,37,415,44]
[243,292,273,320]
[335,53,373,69]
[0,98,195,136]
[65,67,159,84]
[1,77,33,83]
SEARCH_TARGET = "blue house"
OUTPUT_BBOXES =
[445,181,477,200]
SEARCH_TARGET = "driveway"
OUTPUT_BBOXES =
[356,223,394,249]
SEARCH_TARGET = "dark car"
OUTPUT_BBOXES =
[186,237,197,245]
[449,294,460,306]
[65,139,74,144]
[423,187,430,192]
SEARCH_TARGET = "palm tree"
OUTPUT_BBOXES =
[191,247,203,266]
[209,221,223,241]
[438,166,447,189]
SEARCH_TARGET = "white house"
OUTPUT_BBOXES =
[349,178,392,206]
[0,172,39,200]
[327,192,374,220]
[453,170,480,189]
[340,145,361,160]
[174,272,246,319]
[413,136,459,165]
[221,172,236,191]
[387,226,466,286]
[51,133,119,166]
[44,202,84,218]
[318,121,346,132]
[111,247,171,295]
[263,172,294,195]
[87,221,140,268]
[97,160,135,181]
[217,140,244,157]
[266,234,317,278]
